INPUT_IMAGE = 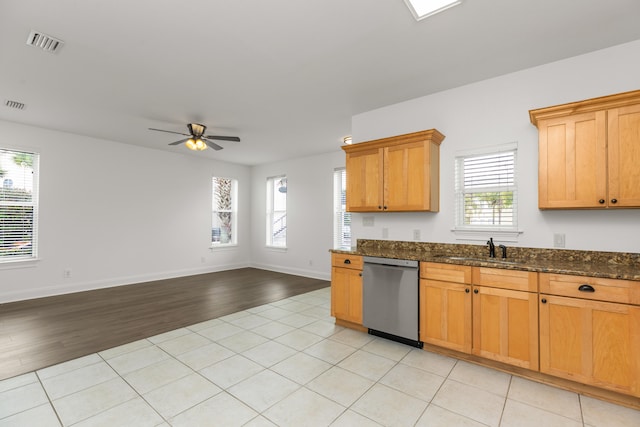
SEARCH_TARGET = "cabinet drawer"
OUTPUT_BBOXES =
[331,253,363,270]
[421,262,472,284]
[540,273,640,305]
[473,267,538,292]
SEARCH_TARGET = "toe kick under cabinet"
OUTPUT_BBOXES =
[539,273,640,397]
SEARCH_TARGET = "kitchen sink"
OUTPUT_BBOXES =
[435,256,526,265]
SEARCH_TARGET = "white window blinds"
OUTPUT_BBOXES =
[0,149,39,261]
[333,168,351,249]
[455,146,517,230]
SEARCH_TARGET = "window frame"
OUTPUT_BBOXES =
[211,176,238,248]
[453,143,521,242]
[0,148,39,263]
[266,174,287,249]
[333,168,351,249]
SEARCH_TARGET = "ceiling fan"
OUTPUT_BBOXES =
[149,123,240,151]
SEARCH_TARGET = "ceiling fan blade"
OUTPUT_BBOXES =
[149,128,190,137]
[203,138,224,150]
[168,138,191,146]
[203,135,240,142]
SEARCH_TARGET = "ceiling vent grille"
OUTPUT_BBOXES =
[5,100,26,110]
[26,30,64,53]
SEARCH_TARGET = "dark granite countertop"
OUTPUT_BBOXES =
[332,240,640,282]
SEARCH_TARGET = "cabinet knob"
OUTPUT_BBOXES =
[383,205,388,210]
[578,284,595,293]
[541,298,547,304]
[611,198,618,204]
[465,288,470,293]
[598,199,605,204]
[473,289,479,294]
[359,273,363,277]
[344,259,351,264]
[378,205,382,210]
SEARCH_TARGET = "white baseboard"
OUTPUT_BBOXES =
[0,262,250,303]
[249,263,331,282]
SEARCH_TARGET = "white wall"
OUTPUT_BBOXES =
[350,39,640,253]
[4,39,640,303]
[0,121,252,302]
[250,150,343,280]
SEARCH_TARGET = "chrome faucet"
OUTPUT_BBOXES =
[487,237,495,258]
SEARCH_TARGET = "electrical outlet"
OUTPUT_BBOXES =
[553,233,566,248]
[308,259,313,266]
[362,216,375,227]
[413,229,421,241]
[201,256,206,263]
[382,228,389,239]
[63,269,72,278]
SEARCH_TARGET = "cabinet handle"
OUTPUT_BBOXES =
[598,199,605,204]
[465,288,470,293]
[473,289,479,294]
[541,298,547,304]
[611,198,618,204]
[578,284,595,293]
[344,259,351,264]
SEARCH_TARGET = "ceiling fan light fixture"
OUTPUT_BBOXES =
[195,139,207,150]
[188,123,206,137]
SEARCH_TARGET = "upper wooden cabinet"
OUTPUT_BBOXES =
[530,90,640,209]
[342,129,445,212]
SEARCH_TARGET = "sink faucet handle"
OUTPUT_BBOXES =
[498,244,507,259]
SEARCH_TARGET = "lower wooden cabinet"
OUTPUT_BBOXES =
[330,254,363,325]
[419,262,472,353]
[539,273,640,397]
[420,264,539,370]
[420,279,472,353]
[472,286,539,370]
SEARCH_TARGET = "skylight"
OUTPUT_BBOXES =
[404,0,462,20]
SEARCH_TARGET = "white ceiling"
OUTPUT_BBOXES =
[2,0,640,165]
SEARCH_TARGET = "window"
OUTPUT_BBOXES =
[455,144,517,233]
[0,148,39,261]
[333,168,351,249]
[266,175,287,248]
[212,177,238,246]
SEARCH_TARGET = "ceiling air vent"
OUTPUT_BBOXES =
[5,100,26,110]
[26,30,64,53]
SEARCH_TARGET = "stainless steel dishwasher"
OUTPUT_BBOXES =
[362,256,422,348]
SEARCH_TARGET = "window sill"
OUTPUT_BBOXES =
[265,246,288,252]
[452,228,522,243]
[0,257,40,270]
[210,244,238,251]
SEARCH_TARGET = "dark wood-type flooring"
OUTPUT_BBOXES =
[0,268,329,381]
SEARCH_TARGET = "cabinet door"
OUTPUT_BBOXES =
[384,141,438,211]
[537,111,607,208]
[345,147,383,212]
[331,267,363,324]
[420,279,472,353]
[472,287,539,370]
[539,294,640,396]
[608,103,640,207]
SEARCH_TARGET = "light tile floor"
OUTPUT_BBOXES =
[1,287,640,426]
